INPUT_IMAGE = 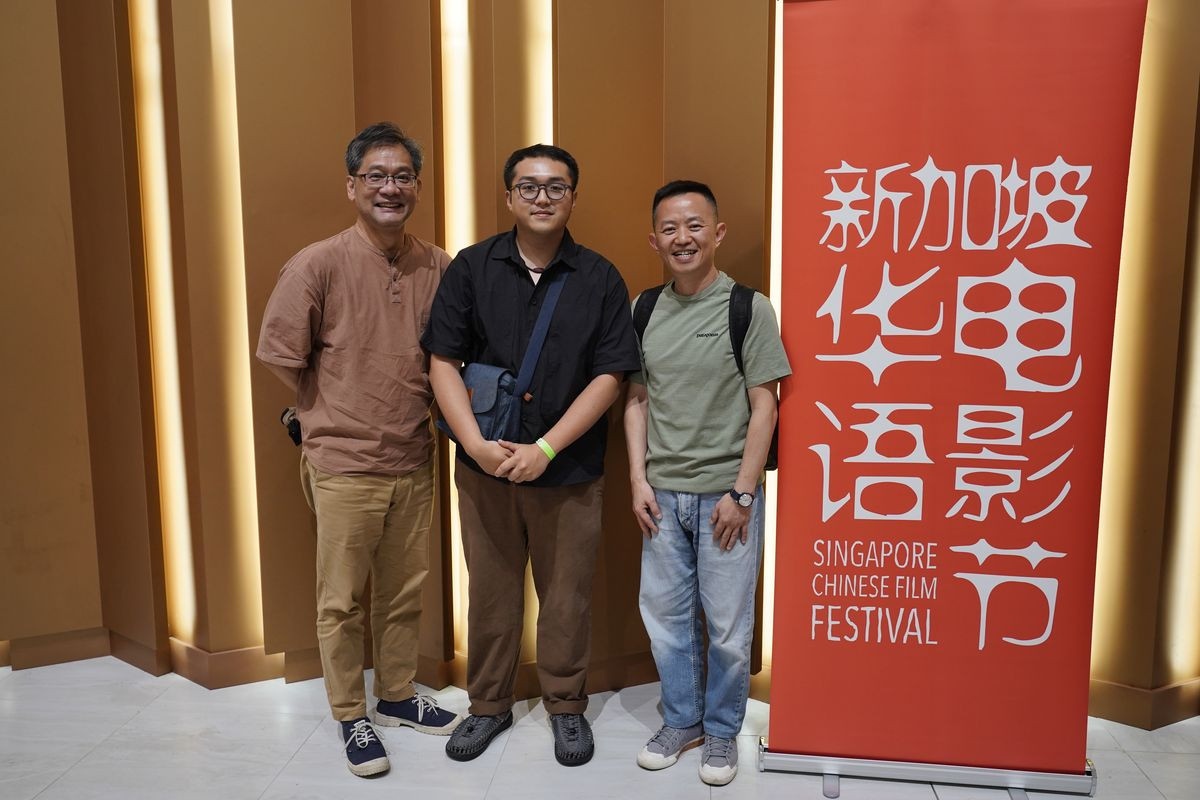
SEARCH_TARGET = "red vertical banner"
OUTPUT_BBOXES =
[771,0,1146,775]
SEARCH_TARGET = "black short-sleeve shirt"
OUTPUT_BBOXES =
[421,227,642,487]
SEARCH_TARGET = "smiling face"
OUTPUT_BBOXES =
[346,145,421,236]
[649,192,726,284]
[505,156,577,239]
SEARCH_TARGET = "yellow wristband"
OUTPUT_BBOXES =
[536,437,556,460]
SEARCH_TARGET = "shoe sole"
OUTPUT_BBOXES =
[373,709,462,735]
[445,714,513,762]
[347,755,390,777]
[636,736,704,770]
[554,747,594,767]
[699,764,738,786]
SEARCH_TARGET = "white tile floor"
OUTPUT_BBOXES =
[1,657,1197,799]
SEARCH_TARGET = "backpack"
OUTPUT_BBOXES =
[632,282,779,471]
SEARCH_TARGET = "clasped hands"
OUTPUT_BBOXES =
[468,438,550,484]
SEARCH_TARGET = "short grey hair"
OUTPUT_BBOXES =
[345,122,423,175]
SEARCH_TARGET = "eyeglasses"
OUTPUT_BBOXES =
[511,181,572,202]
[355,172,418,189]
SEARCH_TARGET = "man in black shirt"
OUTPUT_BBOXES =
[422,144,640,766]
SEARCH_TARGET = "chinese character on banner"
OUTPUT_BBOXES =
[810,402,932,522]
[955,258,1081,392]
[815,261,942,385]
[818,157,1093,254]
[951,538,1066,650]
[808,159,1088,659]
[945,405,1074,524]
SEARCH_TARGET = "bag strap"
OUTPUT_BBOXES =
[632,284,665,345]
[729,282,755,375]
[509,270,569,438]
[728,282,780,470]
[637,282,752,369]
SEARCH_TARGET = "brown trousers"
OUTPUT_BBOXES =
[301,455,434,721]
[455,465,604,716]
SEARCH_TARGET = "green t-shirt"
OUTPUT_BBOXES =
[631,272,792,493]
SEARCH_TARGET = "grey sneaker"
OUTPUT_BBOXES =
[636,723,704,770]
[698,735,738,786]
[444,711,513,761]
[549,713,594,766]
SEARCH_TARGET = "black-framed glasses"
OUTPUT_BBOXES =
[355,172,418,189]
[512,181,572,202]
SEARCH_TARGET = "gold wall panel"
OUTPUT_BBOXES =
[1160,118,1200,688]
[233,0,358,659]
[471,0,502,240]
[556,0,665,670]
[556,0,665,298]
[351,0,441,247]
[57,0,169,669]
[0,0,104,642]
[490,0,544,224]
[663,0,771,292]
[1089,0,1200,727]
[166,0,268,655]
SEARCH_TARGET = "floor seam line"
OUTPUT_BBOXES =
[482,706,524,799]
[256,714,324,800]
[30,691,159,799]
[1127,750,1172,800]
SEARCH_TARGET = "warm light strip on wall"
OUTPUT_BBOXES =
[762,1,785,668]
[517,0,555,664]
[440,0,475,255]
[440,0,474,653]
[208,0,265,642]
[128,0,196,642]
[1159,3,1200,686]
[1163,135,1200,679]
[1091,0,1196,679]
[1165,280,1200,681]
[523,0,554,143]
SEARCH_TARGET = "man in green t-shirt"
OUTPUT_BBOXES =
[625,180,791,787]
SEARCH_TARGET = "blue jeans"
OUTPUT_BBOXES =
[638,486,764,739]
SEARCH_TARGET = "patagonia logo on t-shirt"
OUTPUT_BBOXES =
[696,331,721,339]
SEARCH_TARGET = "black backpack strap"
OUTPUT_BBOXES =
[633,284,666,345]
[729,282,756,375]
[729,282,779,469]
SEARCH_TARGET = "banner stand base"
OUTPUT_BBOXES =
[758,740,1096,798]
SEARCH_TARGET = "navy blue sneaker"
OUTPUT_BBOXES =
[341,717,389,777]
[374,694,462,735]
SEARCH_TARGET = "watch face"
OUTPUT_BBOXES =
[737,493,753,507]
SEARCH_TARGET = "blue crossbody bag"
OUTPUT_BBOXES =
[436,270,567,445]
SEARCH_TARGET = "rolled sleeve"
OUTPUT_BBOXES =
[420,256,475,362]
[256,259,322,369]
[742,293,792,388]
[589,264,643,378]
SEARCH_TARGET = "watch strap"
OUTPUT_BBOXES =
[729,488,754,507]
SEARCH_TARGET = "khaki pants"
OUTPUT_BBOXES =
[301,455,434,721]
[455,465,604,716]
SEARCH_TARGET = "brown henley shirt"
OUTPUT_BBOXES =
[257,225,450,476]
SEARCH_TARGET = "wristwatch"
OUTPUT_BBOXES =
[729,489,754,508]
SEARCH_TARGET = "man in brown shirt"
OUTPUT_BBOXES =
[257,122,458,779]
